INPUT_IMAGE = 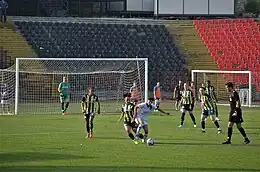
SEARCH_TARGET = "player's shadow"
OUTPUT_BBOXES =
[0,152,90,163]
[156,141,260,147]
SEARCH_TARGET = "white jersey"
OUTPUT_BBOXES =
[136,102,157,119]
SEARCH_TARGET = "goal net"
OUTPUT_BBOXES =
[0,58,148,115]
[192,70,260,107]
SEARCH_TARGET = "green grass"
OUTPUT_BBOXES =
[1,104,260,172]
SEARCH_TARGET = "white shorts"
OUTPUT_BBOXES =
[155,98,161,104]
[135,117,148,126]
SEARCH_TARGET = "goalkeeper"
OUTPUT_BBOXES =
[81,87,100,138]
[58,77,70,115]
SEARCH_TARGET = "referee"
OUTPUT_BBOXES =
[81,87,100,138]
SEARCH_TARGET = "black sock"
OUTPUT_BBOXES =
[215,105,219,117]
[61,102,65,111]
[128,133,135,140]
[90,119,94,132]
[138,133,144,139]
[86,119,90,133]
[238,127,247,138]
[189,113,196,125]
[181,113,185,125]
[227,127,233,141]
[214,121,220,128]
[201,121,205,129]
[65,102,69,110]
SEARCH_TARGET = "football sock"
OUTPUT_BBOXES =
[65,102,69,110]
[135,127,142,138]
[61,102,65,112]
[238,127,247,138]
[128,133,135,140]
[180,113,185,125]
[227,127,233,141]
[90,120,94,132]
[201,121,205,129]
[214,121,220,128]
[144,134,148,141]
[215,106,219,117]
[138,133,144,139]
[189,113,196,125]
[86,120,90,133]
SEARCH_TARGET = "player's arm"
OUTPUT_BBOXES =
[157,108,170,115]
[173,87,176,99]
[58,83,62,93]
[234,92,241,109]
[212,86,218,102]
[81,97,86,114]
[118,106,124,122]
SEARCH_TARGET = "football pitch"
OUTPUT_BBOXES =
[1,104,260,172]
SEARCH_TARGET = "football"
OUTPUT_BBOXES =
[146,138,154,146]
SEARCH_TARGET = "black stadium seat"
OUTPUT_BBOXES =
[14,21,189,91]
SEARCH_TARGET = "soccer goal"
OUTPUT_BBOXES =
[191,70,260,107]
[0,58,148,115]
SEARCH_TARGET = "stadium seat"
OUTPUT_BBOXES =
[194,18,260,91]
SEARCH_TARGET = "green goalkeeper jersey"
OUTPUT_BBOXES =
[59,82,70,96]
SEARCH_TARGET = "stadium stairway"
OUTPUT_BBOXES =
[0,18,37,60]
[166,20,225,98]
[165,20,218,71]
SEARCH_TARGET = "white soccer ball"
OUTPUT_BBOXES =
[146,138,154,146]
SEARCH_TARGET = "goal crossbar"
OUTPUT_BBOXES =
[191,70,252,107]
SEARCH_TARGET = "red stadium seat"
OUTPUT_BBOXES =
[193,18,260,89]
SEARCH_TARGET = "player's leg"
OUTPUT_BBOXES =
[89,113,95,137]
[142,121,149,143]
[236,123,250,144]
[131,123,144,139]
[64,95,70,114]
[222,121,234,144]
[60,96,65,115]
[209,114,222,133]
[201,112,207,132]
[124,124,135,140]
[175,99,180,111]
[135,118,142,138]
[179,107,186,127]
[214,103,219,120]
[235,109,250,144]
[155,98,160,111]
[84,113,90,138]
[188,105,196,127]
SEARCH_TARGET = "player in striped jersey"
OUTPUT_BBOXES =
[118,93,143,144]
[206,80,219,120]
[199,87,222,133]
[179,83,197,128]
[81,87,100,138]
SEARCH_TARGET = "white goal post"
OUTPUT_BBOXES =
[191,70,254,107]
[9,58,149,115]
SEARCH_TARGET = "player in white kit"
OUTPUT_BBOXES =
[132,98,169,144]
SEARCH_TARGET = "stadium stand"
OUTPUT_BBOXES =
[13,18,189,91]
[194,18,260,91]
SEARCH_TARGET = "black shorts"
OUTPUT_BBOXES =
[124,121,138,128]
[182,104,192,111]
[229,108,243,123]
[175,97,181,101]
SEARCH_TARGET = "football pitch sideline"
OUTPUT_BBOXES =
[0,106,260,172]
